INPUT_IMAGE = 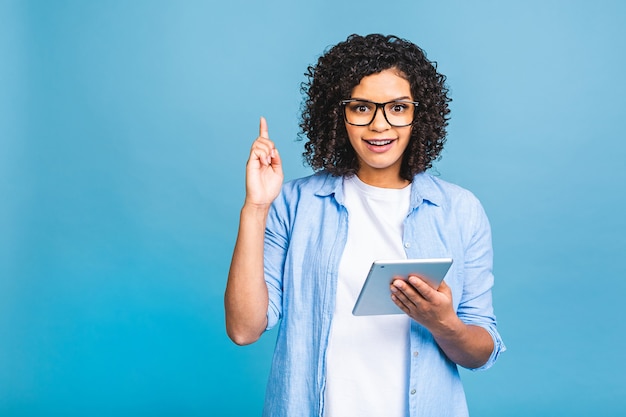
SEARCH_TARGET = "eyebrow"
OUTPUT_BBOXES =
[349,96,414,102]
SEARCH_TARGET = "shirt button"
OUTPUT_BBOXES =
[413,351,419,357]
[404,242,411,248]
[410,389,416,395]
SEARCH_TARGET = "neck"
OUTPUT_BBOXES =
[355,170,410,189]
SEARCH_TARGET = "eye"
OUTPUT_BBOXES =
[348,102,373,114]
[388,102,410,114]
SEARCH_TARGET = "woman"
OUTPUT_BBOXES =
[225,34,505,417]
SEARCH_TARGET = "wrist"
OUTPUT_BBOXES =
[241,201,271,219]
[431,314,465,340]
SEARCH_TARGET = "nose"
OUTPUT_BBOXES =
[369,104,391,131]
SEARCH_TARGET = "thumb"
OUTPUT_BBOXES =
[270,147,282,168]
[437,279,451,295]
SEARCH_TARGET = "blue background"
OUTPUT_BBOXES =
[1,0,625,415]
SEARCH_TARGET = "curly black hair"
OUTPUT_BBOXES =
[300,34,451,181]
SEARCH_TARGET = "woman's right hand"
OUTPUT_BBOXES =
[226,116,281,345]
[244,117,284,207]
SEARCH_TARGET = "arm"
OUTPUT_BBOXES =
[224,117,283,345]
[391,195,501,369]
[390,279,493,369]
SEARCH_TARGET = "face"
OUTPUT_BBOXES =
[345,68,413,188]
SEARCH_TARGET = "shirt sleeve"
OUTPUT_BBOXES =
[263,191,289,330]
[456,196,506,371]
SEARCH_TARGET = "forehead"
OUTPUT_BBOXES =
[351,69,412,100]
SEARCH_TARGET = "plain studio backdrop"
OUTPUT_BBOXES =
[1,0,625,416]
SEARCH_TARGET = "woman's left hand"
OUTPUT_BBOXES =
[391,277,494,369]
[390,277,458,331]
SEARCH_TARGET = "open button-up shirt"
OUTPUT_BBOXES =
[262,172,505,417]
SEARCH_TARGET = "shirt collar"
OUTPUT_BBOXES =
[314,172,345,204]
[313,171,443,208]
[409,172,443,209]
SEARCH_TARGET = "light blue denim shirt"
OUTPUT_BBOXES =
[262,171,505,417]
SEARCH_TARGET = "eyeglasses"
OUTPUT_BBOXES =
[340,99,419,127]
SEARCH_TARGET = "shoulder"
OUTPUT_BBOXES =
[282,171,330,190]
[412,172,482,209]
[412,173,490,235]
[269,171,339,216]
[267,171,341,232]
[279,171,341,202]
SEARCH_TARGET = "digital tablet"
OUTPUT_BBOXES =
[352,258,453,316]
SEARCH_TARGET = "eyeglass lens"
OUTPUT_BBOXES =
[343,100,416,127]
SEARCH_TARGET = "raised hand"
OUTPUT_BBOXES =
[245,117,284,207]
[226,117,284,344]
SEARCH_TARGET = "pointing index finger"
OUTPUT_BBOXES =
[259,116,269,139]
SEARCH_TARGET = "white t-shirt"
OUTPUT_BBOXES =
[324,175,411,417]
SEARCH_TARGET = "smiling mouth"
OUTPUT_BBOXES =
[364,139,394,146]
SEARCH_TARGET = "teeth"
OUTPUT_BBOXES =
[367,140,392,146]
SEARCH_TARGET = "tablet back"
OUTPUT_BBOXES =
[352,258,453,316]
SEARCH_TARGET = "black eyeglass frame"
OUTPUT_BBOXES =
[339,99,419,127]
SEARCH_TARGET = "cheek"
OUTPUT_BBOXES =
[402,128,413,144]
[344,125,361,146]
